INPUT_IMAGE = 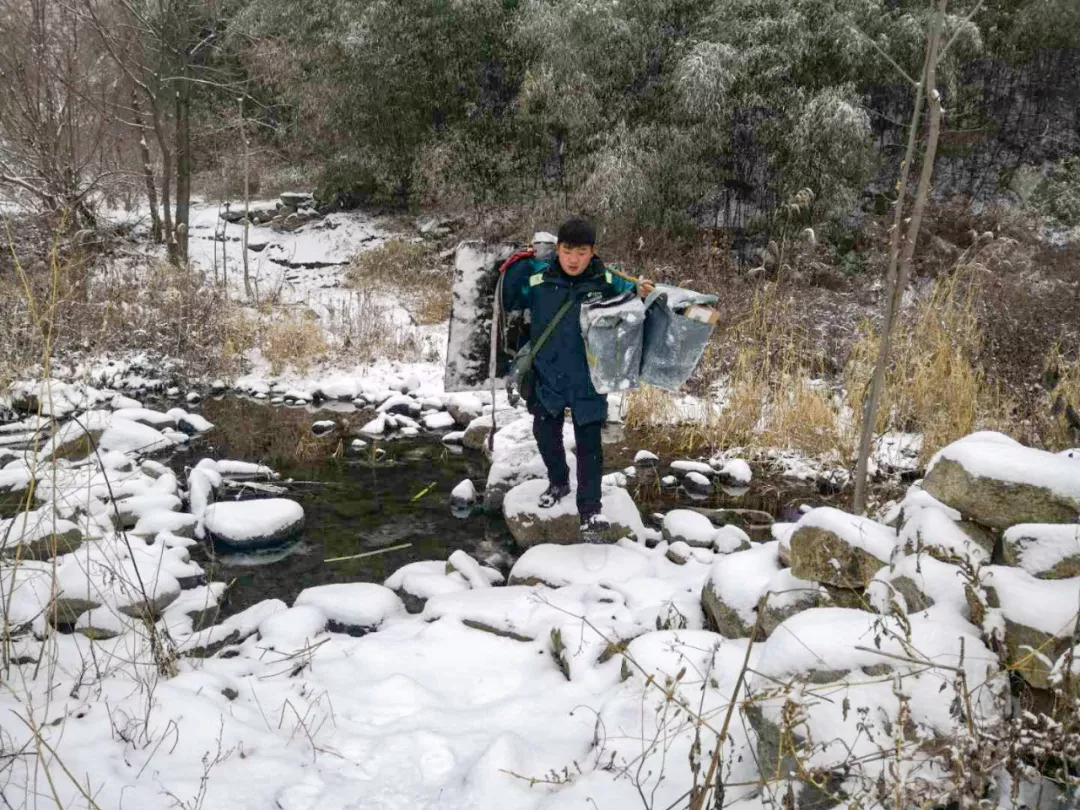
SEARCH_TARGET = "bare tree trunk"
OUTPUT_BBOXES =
[174,69,192,264]
[156,112,175,261]
[132,91,162,242]
[240,98,252,300]
[852,0,948,513]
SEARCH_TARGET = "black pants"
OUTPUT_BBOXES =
[532,410,603,517]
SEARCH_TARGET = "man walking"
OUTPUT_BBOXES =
[502,217,650,540]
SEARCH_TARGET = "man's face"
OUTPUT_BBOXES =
[557,243,594,276]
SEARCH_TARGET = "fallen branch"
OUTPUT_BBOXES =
[324,543,412,564]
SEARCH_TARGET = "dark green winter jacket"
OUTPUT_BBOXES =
[502,254,635,425]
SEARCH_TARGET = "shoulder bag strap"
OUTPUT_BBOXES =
[528,296,575,361]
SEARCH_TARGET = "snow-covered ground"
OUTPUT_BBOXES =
[5,197,1077,808]
[3,362,1078,809]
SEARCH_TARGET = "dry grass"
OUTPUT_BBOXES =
[346,239,451,326]
[258,310,329,375]
[625,285,844,456]
[845,261,1010,464]
[624,259,1018,465]
[709,285,844,455]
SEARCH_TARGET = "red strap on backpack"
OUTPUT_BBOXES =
[498,247,535,274]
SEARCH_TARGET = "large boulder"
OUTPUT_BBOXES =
[787,507,896,588]
[1,510,83,561]
[922,433,1080,530]
[509,543,652,588]
[503,479,643,547]
[746,609,1002,810]
[1002,524,1080,579]
[201,498,304,550]
[294,583,404,636]
[701,541,824,638]
[976,566,1080,689]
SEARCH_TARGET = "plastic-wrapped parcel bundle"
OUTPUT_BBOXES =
[580,291,646,394]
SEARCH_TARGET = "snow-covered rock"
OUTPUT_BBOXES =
[445,550,502,590]
[445,393,484,427]
[682,471,711,497]
[311,419,336,437]
[923,432,1080,529]
[422,411,456,431]
[788,507,897,588]
[450,478,477,511]
[867,552,970,619]
[201,499,305,550]
[98,418,174,456]
[664,540,694,565]
[256,605,328,651]
[316,377,361,401]
[661,509,715,548]
[131,511,199,538]
[716,458,752,487]
[714,525,752,554]
[359,414,390,437]
[671,460,712,475]
[702,541,823,638]
[463,408,519,452]
[377,394,421,416]
[1002,524,1080,579]
[294,583,404,635]
[899,505,993,566]
[383,561,472,613]
[0,509,83,560]
[175,411,213,435]
[112,407,177,429]
[976,565,1080,689]
[633,449,659,468]
[421,583,641,651]
[186,467,218,519]
[112,494,182,528]
[747,608,1004,798]
[201,459,279,480]
[509,543,652,587]
[502,479,644,546]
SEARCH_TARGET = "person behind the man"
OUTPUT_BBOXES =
[502,216,652,540]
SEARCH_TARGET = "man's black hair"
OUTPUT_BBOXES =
[557,216,596,247]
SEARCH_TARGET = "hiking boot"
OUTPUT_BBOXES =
[537,482,571,509]
[579,510,611,543]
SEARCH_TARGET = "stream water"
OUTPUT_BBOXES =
[167,397,839,618]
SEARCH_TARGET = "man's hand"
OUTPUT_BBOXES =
[638,279,655,298]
